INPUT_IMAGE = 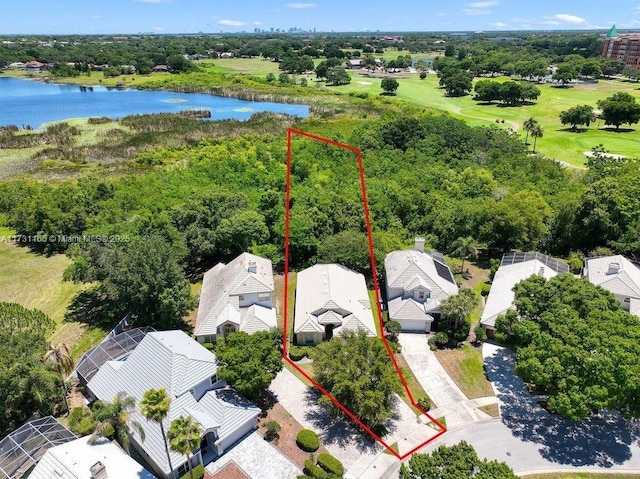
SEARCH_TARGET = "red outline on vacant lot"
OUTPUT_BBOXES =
[282,128,447,460]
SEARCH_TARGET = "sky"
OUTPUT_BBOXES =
[0,0,639,34]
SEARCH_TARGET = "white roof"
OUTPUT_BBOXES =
[195,253,274,337]
[584,255,640,300]
[29,437,155,479]
[385,249,458,298]
[294,264,376,337]
[87,331,259,476]
[480,259,559,329]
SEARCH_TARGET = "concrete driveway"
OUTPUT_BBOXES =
[397,333,492,428]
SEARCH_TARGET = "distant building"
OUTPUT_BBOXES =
[602,24,640,69]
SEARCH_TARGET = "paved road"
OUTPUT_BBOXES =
[397,333,493,428]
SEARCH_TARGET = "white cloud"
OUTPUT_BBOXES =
[153,26,165,31]
[253,21,262,25]
[553,13,586,24]
[469,1,498,7]
[464,8,492,15]
[540,20,562,26]
[92,15,104,19]
[437,12,447,17]
[286,2,317,8]
[489,22,507,27]
[218,19,247,27]
[137,0,164,3]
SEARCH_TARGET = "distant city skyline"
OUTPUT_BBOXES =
[0,0,639,35]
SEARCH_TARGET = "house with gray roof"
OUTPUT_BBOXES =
[384,238,459,332]
[480,252,569,332]
[29,436,156,479]
[195,252,276,343]
[584,255,640,316]
[87,331,260,479]
[294,264,377,345]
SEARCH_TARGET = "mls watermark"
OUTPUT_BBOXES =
[0,234,130,244]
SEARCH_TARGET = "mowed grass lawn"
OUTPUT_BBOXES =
[325,72,640,166]
[434,343,494,399]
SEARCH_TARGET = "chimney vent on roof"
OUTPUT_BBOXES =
[248,260,257,273]
[90,461,108,479]
[414,237,425,253]
[607,262,621,275]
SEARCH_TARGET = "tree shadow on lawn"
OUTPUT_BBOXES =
[557,127,590,133]
[302,387,387,454]
[600,127,636,133]
[484,346,640,467]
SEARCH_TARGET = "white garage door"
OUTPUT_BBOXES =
[400,319,429,332]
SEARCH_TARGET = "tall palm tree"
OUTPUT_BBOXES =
[523,117,537,145]
[168,416,203,479]
[141,388,175,479]
[531,124,544,153]
[440,289,478,329]
[43,342,74,413]
[451,236,478,276]
[90,392,145,453]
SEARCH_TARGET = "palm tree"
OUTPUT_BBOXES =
[141,388,175,479]
[531,124,544,153]
[90,392,145,452]
[168,416,203,479]
[43,342,74,413]
[451,236,478,276]
[523,117,537,145]
[440,289,478,329]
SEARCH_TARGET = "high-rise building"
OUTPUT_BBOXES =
[602,24,640,69]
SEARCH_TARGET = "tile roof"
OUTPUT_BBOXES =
[294,264,376,337]
[584,255,640,300]
[195,253,275,337]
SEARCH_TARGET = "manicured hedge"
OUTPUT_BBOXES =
[288,345,308,361]
[417,396,432,411]
[303,459,326,478]
[317,453,344,475]
[296,429,320,452]
[179,465,204,479]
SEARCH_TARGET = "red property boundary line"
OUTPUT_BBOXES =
[282,128,447,460]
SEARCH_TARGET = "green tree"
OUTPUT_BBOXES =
[600,58,625,77]
[474,79,501,103]
[312,329,402,429]
[598,93,640,130]
[506,274,640,420]
[523,117,538,145]
[441,70,473,97]
[624,67,640,82]
[451,236,478,275]
[531,123,543,153]
[140,388,175,479]
[381,77,399,95]
[168,416,202,479]
[326,66,351,85]
[214,330,283,401]
[581,60,602,78]
[559,105,596,130]
[440,289,478,329]
[553,63,577,86]
[499,81,524,106]
[400,441,518,479]
[43,342,74,414]
[90,392,144,452]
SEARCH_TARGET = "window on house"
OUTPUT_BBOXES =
[238,295,244,301]
[418,291,425,299]
[624,297,631,303]
[305,334,315,345]
[258,292,271,301]
[177,462,189,477]
[210,374,218,385]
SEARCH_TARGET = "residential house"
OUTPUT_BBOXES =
[30,436,156,479]
[25,61,45,72]
[195,252,277,344]
[153,64,169,72]
[583,255,640,316]
[480,252,570,333]
[294,264,376,345]
[384,238,458,332]
[347,59,362,69]
[87,331,261,479]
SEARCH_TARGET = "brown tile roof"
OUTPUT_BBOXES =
[206,461,250,479]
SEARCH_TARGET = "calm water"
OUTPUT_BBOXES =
[0,77,309,128]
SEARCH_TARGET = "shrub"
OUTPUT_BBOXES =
[68,407,96,436]
[384,321,402,341]
[567,252,584,274]
[303,459,326,478]
[417,396,432,411]
[289,345,308,361]
[179,465,204,479]
[296,429,320,452]
[202,342,214,351]
[317,453,344,475]
[263,420,281,443]
[474,324,487,344]
[480,283,491,296]
[429,331,449,350]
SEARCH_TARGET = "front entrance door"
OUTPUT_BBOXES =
[324,324,335,341]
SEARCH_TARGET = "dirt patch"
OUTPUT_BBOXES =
[478,403,499,417]
[258,402,327,469]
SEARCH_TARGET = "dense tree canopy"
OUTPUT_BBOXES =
[597,92,640,130]
[498,274,640,420]
[400,441,518,479]
[214,330,283,401]
[559,104,596,130]
[312,329,402,429]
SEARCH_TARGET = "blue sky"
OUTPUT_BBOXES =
[1,0,639,34]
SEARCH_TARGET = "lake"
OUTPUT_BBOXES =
[0,77,310,128]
